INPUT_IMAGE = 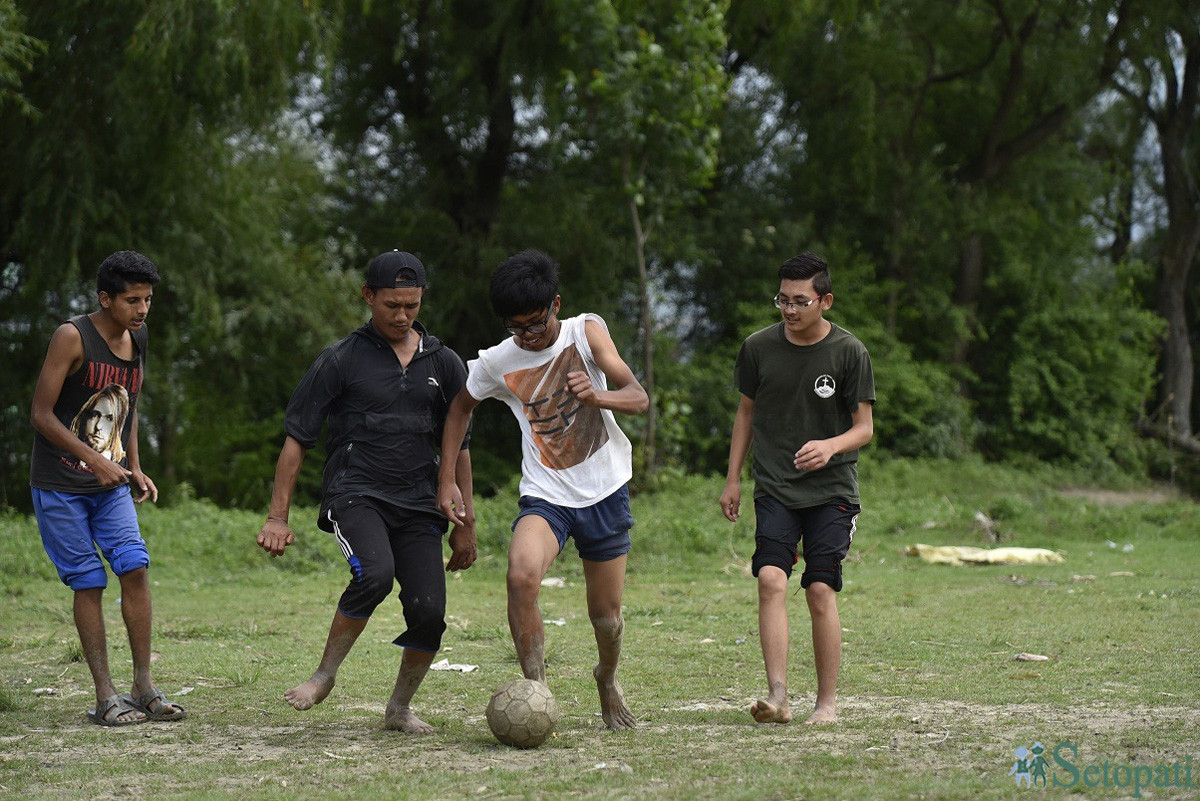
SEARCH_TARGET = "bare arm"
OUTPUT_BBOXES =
[445,446,477,571]
[567,319,649,415]
[30,324,131,488]
[793,401,875,472]
[437,389,480,524]
[719,394,754,522]
[256,435,307,557]
[125,414,158,503]
[454,446,475,523]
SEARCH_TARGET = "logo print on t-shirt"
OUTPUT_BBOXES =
[503,343,609,469]
[814,374,836,399]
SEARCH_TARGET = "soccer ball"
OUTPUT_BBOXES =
[486,678,558,748]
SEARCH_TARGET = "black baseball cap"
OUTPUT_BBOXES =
[366,250,427,289]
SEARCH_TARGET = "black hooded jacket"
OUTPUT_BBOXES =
[284,320,468,530]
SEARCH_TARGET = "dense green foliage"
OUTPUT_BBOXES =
[1,1,1197,510]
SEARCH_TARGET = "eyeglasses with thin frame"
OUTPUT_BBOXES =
[773,293,821,311]
[504,307,553,336]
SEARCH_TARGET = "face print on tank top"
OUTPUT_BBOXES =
[502,343,609,469]
[69,383,131,466]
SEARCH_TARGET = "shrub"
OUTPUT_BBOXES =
[992,292,1161,466]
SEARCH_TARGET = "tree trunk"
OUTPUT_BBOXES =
[885,200,904,334]
[629,193,656,474]
[1106,111,1141,264]
[624,149,656,474]
[1155,266,1194,439]
[952,229,985,377]
[1149,35,1200,438]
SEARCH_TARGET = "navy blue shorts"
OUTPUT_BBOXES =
[751,495,859,591]
[513,485,634,562]
[32,485,150,590]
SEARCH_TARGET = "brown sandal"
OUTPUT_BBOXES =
[87,694,146,726]
[125,689,187,721]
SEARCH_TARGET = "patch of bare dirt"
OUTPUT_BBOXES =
[8,694,1199,798]
[659,693,1200,762]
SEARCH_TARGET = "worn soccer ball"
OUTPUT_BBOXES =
[486,678,558,748]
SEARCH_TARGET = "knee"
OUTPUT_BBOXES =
[752,538,797,580]
[398,593,447,652]
[506,565,542,601]
[397,619,446,652]
[73,586,105,603]
[116,566,148,591]
[349,562,395,610]
[801,560,843,593]
[405,591,446,627]
[804,581,837,613]
[64,567,108,591]
[590,615,624,641]
[757,566,789,601]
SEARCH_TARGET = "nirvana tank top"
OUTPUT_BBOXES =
[29,315,148,493]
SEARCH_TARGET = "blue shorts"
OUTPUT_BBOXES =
[32,486,150,590]
[513,485,634,562]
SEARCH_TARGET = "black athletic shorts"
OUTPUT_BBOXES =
[325,495,449,651]
[751,495,859,591]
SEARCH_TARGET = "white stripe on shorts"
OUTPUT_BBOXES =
[327,509,353,561]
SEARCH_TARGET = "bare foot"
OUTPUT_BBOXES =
[594,667,636,730]
[284,674,335,711]
[750,697,793,724]
[383,706,435,734]
[804,705,837,725]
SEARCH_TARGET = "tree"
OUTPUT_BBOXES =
[558,0,727,472]
[317,0,579,359]
[0,0,340,508]
[714,0,1178,469]
[0,0,39,114]
[1112,7,1200,441]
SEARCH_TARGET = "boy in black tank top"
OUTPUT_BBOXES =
[30,251,186,726]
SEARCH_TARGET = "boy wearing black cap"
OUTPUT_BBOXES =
[257,249,476,734]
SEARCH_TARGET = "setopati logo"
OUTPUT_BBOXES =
[1008,742,1052,787]
[1007,741,1196,797]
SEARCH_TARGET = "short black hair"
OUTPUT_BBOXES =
[489,249,559,318]
[97,251,161,296]
[778,252,831,297]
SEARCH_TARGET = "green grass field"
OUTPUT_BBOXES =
[1,458,1198,799]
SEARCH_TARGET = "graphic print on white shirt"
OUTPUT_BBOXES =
[502,342,609,469]
[466,314,633,507]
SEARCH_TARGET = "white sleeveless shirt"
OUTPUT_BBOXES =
[466,314,633,506]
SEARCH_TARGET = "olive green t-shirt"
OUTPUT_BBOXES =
[734,322,875,508]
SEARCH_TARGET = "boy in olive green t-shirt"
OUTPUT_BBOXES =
[720,252,875,726]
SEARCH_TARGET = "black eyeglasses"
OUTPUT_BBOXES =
[773,293,820,310]
[504,307,553,336]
